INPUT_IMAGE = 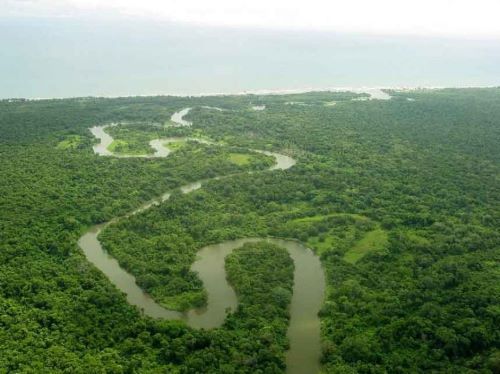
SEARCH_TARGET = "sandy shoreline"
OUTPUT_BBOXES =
[5,85,497,102]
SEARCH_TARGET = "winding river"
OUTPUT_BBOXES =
[78,108,325,373]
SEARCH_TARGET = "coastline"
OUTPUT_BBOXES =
[3,85,498,102]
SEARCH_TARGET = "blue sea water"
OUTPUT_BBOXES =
[1,17,499,99]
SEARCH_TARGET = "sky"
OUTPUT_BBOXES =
[3,0,500,38]
[2,0,499,98]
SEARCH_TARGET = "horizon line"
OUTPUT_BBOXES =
[2,85,499,102]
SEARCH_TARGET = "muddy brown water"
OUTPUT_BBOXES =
[79,107,324,373]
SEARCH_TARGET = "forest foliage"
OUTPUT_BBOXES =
[0,89,499,372]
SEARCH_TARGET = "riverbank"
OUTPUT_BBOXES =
[78,106,324,373]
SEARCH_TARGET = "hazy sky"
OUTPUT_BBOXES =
[3,0,500,38]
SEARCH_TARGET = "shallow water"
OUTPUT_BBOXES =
[170,107,192,126]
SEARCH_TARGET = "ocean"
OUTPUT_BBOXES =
[1,16,499,99]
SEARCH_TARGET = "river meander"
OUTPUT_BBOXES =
[78,107,324,373]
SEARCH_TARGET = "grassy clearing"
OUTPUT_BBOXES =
[229,153,251,165]
[56,135,82,150]
[307,226,358,254]
[287,213,374,254]
[344,228,388,264]
[288,212,387,262]
[307,232,336,253]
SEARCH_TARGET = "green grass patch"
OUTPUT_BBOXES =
[229,153,251,165]
[56,135,82,150]
[344,228,388,264]
[307,226,357,254]
[284,212,375,255]
[307,233,337,253]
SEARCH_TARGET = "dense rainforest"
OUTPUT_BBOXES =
[0,88,499,373]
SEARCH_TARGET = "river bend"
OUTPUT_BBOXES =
[78,107,324,373]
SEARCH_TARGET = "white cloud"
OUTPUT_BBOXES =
[4,0,500,38]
